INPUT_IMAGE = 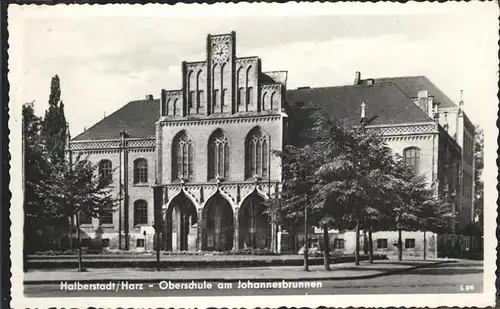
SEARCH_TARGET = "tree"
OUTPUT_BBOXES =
[42,75,67,161]
[266,144,323,271]
[23,103,54,254]
[417,196,455,260]
[313,111,395,266]
[265,103,332,270]
[46,156,117,271]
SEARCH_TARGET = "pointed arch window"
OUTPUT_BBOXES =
[222,88,228,107]
[208,130,230,180]
[403,147,420,175]
[246,87,254,108]
[189,91,195,109]
[196,70,204,109]
[270,92,277,110]
[166,99,172,116]
[133,158,148,184]
[98,159,112,183]
[197,90,205,108]
[172,131,194,181]
[262,92,268,111]
[238,87,245,108]
[213,89,220,113]
[173,99,178,116]
[245,127,270,179]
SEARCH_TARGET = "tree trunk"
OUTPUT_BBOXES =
[423,230,427,261]
[363,228,368,254]
[303,204,309,271]
[323,224,330,270]
[368,225,374,264]
[156,232,161,271]
[355,219,360,266]
[76,213,84,272]
[398,228,403,261]
[69,215,74,249]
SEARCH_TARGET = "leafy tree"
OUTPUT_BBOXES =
[267,104,333,270]
[417,196,455,260]
[265,144,323,271]
[313,111,396,266]
[23,103,54,253]
[46,156,117,271]
[42,75,67,161]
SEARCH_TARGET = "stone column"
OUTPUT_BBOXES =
[233,208,239,250]
[214,204,221,250]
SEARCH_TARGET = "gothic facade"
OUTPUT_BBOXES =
[67,32,475,253]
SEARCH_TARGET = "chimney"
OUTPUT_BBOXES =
[354,71,361,85]
[65,122,71,145]
[417,91,429,113]
[459,90,464,116]
[160,89,167,116]
[145,94,153,100]
[443,112,449,131]
[427,96,434,118]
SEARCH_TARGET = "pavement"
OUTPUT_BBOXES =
[24,259,454,284]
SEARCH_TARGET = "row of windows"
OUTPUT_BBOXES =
[99,142,416,184]
[376,238,416,249]
[98,159,148,185]
[331,238,416,249]
[79,200,149,226]
[464,133,474,164]
[184,87,279,114]
[81,238,153,249]
[463,171,473,199]
[167,64,279,116]
[172,127,270,181]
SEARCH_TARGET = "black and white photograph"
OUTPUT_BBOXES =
[8,2,497,308]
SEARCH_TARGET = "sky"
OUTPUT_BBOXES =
[9,3,498,137]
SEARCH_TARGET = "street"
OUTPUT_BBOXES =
[24,260,483,297]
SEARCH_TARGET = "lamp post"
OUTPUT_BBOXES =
[303,194,309,271]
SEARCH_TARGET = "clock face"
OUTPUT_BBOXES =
[212,44,229,63]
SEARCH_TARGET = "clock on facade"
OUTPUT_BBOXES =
[212,44,229,63]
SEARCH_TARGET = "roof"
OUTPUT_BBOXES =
[73,99,160,141]
[73,78,440,141]
[285,83,433,126]
[374,76,457,109]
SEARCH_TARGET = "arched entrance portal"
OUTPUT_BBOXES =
[165,193,198,251]
[239,193,271,249]
[202,194,234,251]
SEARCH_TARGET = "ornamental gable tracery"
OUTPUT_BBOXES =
[159,181,279,211]
[367,123,437,136]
